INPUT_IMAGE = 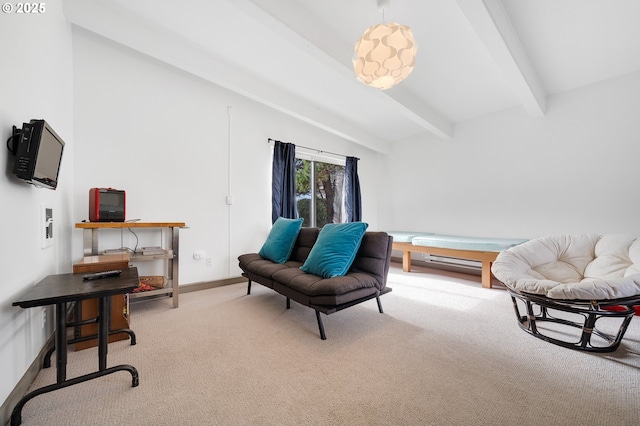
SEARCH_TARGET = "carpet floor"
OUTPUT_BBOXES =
[18,263,640,425]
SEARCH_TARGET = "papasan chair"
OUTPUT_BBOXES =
[492,234,640,352]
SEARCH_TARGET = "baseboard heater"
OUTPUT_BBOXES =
[390,253,483,275]
[421,253,481,270]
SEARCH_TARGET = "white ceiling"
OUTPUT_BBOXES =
[64,0,640,153]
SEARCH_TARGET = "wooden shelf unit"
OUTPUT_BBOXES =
[75,222,185,308]
[72,253,132,350]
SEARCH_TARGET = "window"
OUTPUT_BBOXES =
[295,157,346,227]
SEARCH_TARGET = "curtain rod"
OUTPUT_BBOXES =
[267,138,359,160]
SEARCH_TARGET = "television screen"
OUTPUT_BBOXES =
[32,126,64,186]
[12,120,65,190]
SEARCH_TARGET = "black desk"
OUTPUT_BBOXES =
[11,267,140,426]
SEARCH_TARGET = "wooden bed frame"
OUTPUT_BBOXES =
[392,241,499,288]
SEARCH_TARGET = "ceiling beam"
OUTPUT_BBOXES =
[241,0,452,139]
[63,0,390,154]
[455,0,546,117]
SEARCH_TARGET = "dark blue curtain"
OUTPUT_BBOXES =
[345,156,362,222]
[271,141,298,223]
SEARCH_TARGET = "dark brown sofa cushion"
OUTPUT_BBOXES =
[288,227,320,263]
[238,228,392,306]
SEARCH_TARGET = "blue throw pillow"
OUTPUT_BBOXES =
[300,222,368,278]
[259,217,304,264]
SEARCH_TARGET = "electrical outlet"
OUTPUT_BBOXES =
[206,257,212,267]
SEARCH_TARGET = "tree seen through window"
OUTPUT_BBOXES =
[295,158,345,227]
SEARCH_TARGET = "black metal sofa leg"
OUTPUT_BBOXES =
[247,280,252,295]
[315,310,327,340]
[376,296,384,314]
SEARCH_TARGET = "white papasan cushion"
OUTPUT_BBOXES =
[491,234,640,300]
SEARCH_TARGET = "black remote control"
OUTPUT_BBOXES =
[82,270,122,281]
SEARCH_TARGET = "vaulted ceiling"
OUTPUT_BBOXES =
[64,0,640,153]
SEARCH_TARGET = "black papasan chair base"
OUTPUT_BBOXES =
[508,289,640,353]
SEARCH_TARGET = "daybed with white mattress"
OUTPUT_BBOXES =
[492,234,640,352]
[389,232,527,288]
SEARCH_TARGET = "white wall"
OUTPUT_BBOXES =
[0,6,382,413]
[7,1,638,414]
[71,28,382,285]
[0,0,74,408]
[380,70,640,239]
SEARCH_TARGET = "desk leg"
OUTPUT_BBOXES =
[55,302,67,382]
[98,296,109,371]
[11,365,139,426]
[11,297,139,426]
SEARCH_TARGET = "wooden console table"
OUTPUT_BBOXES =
[11,268,140,425]
[76,222,185,307]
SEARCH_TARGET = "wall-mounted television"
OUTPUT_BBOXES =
[9,119,65,190]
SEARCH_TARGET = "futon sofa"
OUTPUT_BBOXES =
[238,226,393,339]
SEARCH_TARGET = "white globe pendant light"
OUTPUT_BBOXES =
[353,19,417,90]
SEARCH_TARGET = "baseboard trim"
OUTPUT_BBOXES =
[1,333,54,426]
[179,276,245,293]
